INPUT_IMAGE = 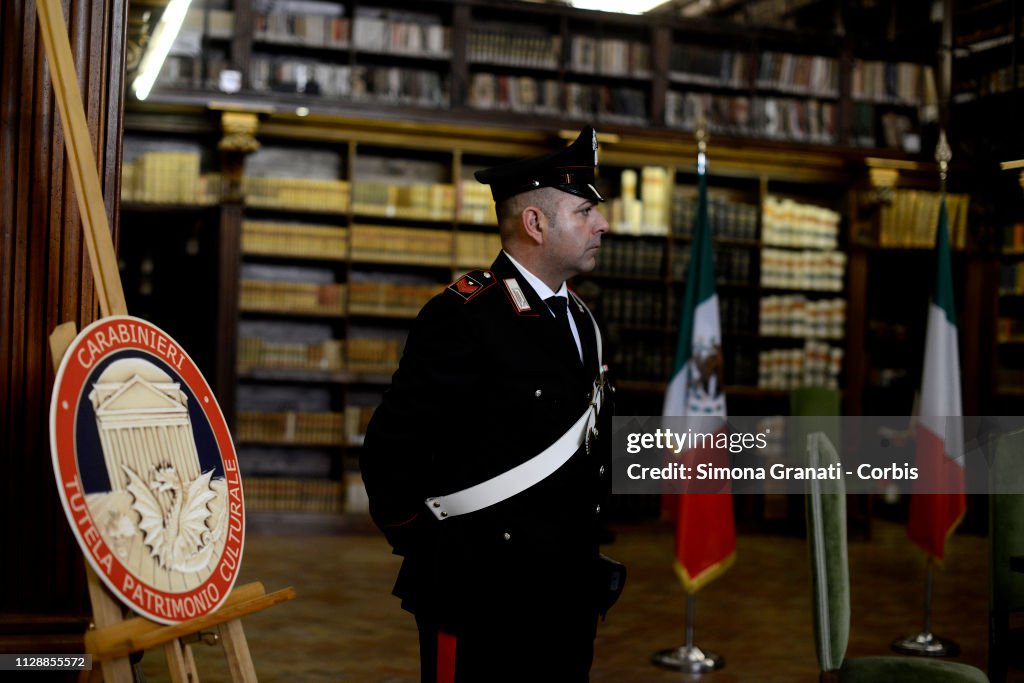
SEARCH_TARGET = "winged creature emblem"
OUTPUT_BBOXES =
[123,463,221,573]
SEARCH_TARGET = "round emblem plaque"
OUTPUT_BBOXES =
[50,316,244,624]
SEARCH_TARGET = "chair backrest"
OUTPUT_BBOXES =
[805,431,849,673]
[991,427,1024,613]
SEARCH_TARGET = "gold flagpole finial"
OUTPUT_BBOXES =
[935,130,951,194]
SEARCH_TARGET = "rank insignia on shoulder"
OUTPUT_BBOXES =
[448,270,494,302]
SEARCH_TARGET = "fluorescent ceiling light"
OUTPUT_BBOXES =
[569,0,671,13]
[132,0,194,100]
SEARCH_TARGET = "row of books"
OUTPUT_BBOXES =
[347,338,402,374]
[759,296,846,339]
[850,61,938,108]
[718,296,757,336]
[254,12,349,49]
[240,279,446,318]
[243,477,343,514]
[957,64,1024,99]
[593,239,665,278]
[351,225,452,265]
[995,369,1024,395]
[673,194,759,241]
[568,36,651,77]
[608,341,758,385]
[566,84,648,125]
[455,231,501,268]
[182,7,233,40]
[121,151,220,205]
[345,405,377,446]
[610,345,672,383]
[237,410,346,445]
[1005,223,1024,251]
[600,287,667,327]
[352,9,450,57]
[669,46,749,88]
[665,92,838,144]
[1001,263,1024,295]
[756,52,839,98]
[997,317,1024,342]
[459,181,497,225]
[664,292,758,336]
[157,55,214,91]
[237,337,402,375]
[236,402,380,447]
[238,337,345,373]
[609,168,671,236]
[242,218,498,268]
[669,245,756,285]
[349,282,438,317]
[467,27,561,69]
[468,74,562,116]
[760,249,846,291]
[758,342,843,390]
[762,196,841,250]
[250,58,449,106]
[241,280,346,316]
[873,190,969,249]
[264,180,477,225]
[352,182,455,220]
[244,176,350,213]
[242,221,348,261]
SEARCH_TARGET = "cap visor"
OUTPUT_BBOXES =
[558,183,604,203]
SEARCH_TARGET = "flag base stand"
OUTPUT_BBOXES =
[652,645,724,673]
[891,632,960,657]
[892,561,959,657]
[652,594,725,673]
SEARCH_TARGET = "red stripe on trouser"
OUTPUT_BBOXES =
[437,631,457,683]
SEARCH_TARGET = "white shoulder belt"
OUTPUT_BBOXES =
[425,291,606,521]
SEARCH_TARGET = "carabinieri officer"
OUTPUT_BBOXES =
[361,126,618,683]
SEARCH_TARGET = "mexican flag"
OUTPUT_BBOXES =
[907,198,965,562]
[663,158,736,593]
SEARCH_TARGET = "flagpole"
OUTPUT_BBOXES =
[651,118,725,675]
[653,593,724,672]
[892,130,961,658]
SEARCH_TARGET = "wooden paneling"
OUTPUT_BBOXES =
[0,0,127,645]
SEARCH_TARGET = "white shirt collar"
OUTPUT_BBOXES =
[503,250,567,301]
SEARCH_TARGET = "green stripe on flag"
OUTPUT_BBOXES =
[933,198,956,326]
[672,167,717,374]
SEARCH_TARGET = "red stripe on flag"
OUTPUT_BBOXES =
[907,424,966,562]
[673,440,737,592]
[437,631,457,683]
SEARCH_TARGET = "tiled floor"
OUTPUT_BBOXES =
[139,517,1000,682]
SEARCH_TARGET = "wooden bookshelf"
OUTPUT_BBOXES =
[115,2,1007,526]
[138,0,945,153]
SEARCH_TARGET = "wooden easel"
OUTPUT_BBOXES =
[36,1,296,681]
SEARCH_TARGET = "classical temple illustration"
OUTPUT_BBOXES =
[83,358,228,592]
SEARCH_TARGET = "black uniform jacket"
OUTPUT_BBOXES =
[360,251,613,631]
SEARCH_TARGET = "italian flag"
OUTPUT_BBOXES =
[907,198,965,562]
[663,160,736,593]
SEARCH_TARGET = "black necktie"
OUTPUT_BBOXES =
[546,295,580,361]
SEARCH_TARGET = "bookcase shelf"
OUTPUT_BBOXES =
[150,0,943,153]
[116,1,1005,526]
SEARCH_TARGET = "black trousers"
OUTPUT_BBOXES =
[415,605,596,683]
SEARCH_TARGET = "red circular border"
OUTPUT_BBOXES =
[49,316,244,624]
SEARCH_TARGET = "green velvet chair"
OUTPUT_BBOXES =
[805,432,989,683]
[989,427,1024,682]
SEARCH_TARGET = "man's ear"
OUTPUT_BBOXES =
[521,206,546,244]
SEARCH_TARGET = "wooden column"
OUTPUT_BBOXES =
[214,110,260,428]
[0,0,127,650]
